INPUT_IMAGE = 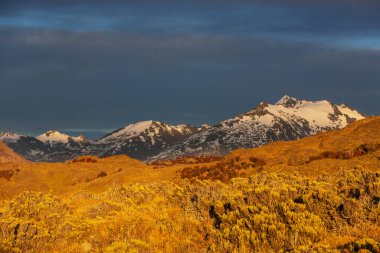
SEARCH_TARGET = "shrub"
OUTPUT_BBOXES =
[1,168,379,252]
[97,171,108,178]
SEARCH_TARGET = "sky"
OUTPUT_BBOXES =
[1,0,380,139]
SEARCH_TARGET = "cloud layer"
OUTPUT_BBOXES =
[0,0,379,138]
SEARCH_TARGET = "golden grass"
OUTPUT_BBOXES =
[0,117,380,252]
[1,167,379,252]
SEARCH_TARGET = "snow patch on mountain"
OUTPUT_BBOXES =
[37,130,89,145]
[0,132,23,143]
[99,121,154,143]
[0,95,366,162]
[37,130,69,144]
[87,120,201,159]
[151,95,365,161]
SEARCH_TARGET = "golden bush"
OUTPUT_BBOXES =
[1,167,379,252]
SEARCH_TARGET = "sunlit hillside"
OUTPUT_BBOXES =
[0,142,29,165]
[0,155,158,198]
[230,116,380,172]
[2,0,380,252]
[1,168,379,253]
[1,117,380,252]
[164,117,380,182]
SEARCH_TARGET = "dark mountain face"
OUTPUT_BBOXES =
[83,121,201,160]
[0,121,200,162]
[0,96,366,162]
[151,96,365,161]
[4,135,49,161]
[0,131,92,162]
[0,141,30,164]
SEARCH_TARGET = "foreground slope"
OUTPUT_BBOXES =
[0,155,162,198]
[2,169,380,253]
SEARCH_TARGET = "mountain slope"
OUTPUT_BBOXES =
[175,117,380,183]
[152,95,365,160]
[0,154,148,197]
[1,117,378,197]
[37,130,90,145]
[85,121,200,160]
[1,118,379,253]
[0,95,365,162]
[0,122,200,162]
[0,131,91,162]
[0,141,30,164]
[225,116,380,175]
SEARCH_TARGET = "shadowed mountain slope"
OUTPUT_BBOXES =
[0,141,30,164]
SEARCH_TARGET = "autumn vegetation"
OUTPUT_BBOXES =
[1,117,380,252]
[150,155,223,167]
[1,167,379,252]
[180,156,265,182]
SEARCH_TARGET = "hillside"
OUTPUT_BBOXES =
[1,117,380,252]
[173,117,380,182]
[1,117,379,198]
[231,116,380,173]
[0,141,29,164]
[0,155,158,198]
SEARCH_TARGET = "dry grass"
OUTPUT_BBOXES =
[0,117,380,252]
[1,167,379,252]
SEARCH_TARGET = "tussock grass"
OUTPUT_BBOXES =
[1,167,379,253]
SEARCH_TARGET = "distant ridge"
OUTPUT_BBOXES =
[84,121,201,160]
[0,95,365,162]
[37,130,90,145]
[152,95,364,160]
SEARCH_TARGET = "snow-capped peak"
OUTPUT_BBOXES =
[37,130,71,144]
[173,124,196,135]
[152,95,366,161]
[200,124,211,130]
[275,95,299,107]
[37,130,89,145]
[99,120,154,142]
[73,135,90,143]
[257,96,364,130]
[123,120,154,135]
[0,132,23,143]
[98,120,200,144]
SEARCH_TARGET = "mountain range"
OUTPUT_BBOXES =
[153,95,365,160]
[0,95,365,162]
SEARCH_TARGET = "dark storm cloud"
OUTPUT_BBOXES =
[1,1,380,40]
[0,0,379,138]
